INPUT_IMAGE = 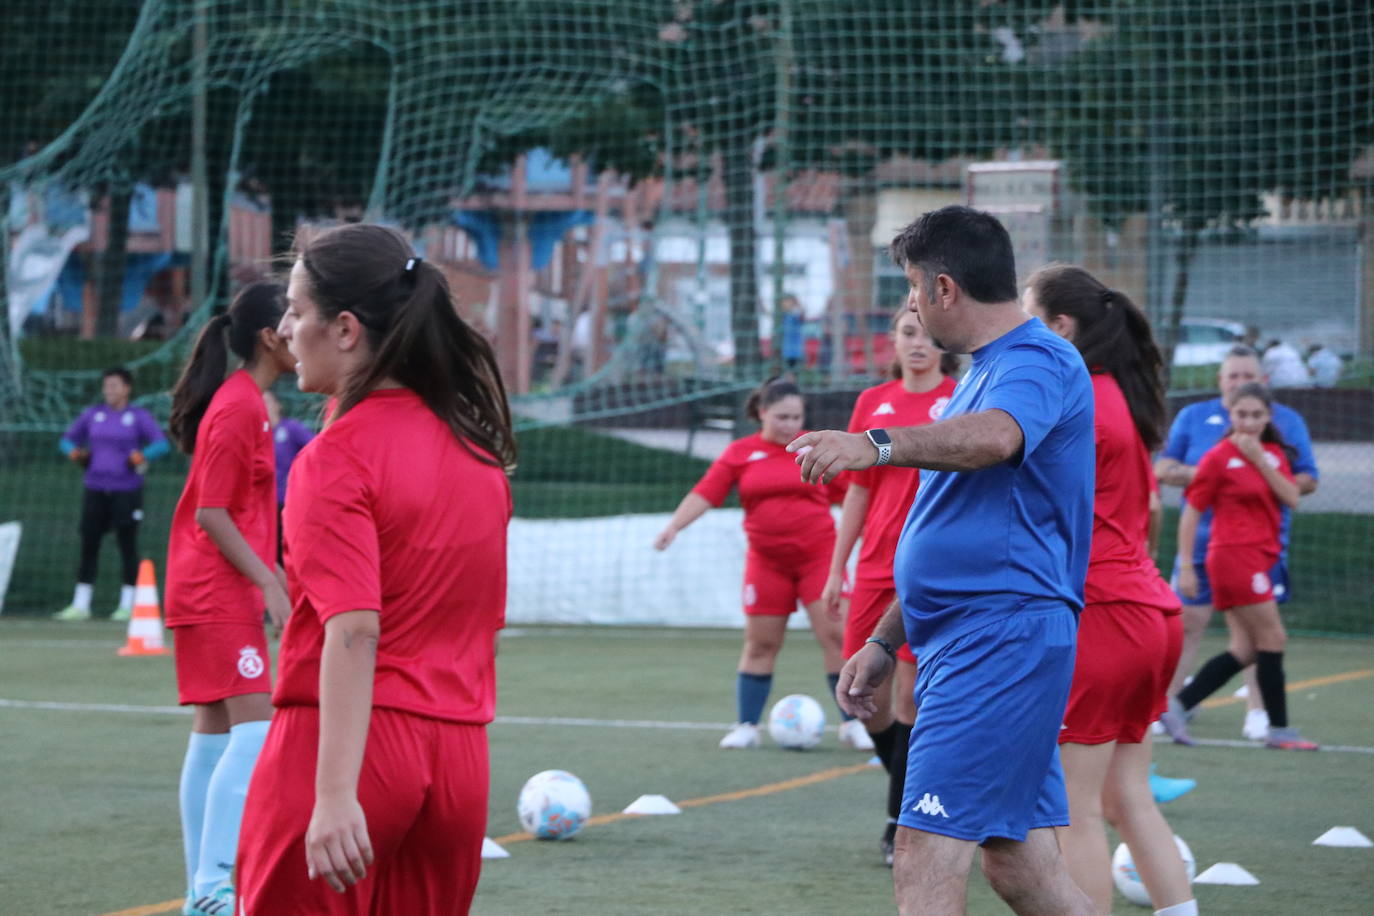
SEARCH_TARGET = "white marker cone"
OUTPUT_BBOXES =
[1194,863,1259,885]
[622,794,682,815]
[1313,827,1373,848]
[481,837,511,859]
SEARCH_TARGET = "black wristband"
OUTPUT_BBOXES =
[864,635,898,661]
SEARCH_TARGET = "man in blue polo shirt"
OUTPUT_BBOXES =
[1154,345,1319,741]
[791,206,1098,915]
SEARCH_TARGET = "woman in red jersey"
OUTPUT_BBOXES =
[654,377,849,749]
[236,224,515,915]
[822,304,958,864]
[1024,265,1196,916]
[1163,382,1316,752]
[165,282,295,914]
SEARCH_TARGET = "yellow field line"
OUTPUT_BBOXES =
[99,761,875,916]
[1198,667,1374,709]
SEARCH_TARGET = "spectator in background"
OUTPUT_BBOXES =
[1260,338,1312,388]
[779,294,805,371]
[55,367,170,621]
[263,391,315,561]
[1305,343,1342,388]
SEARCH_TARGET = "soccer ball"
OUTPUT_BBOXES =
[1112,835,1196,907]
[768,694,826,750]
[517,769,592,840]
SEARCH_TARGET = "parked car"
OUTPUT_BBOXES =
[1172,318,1247,366]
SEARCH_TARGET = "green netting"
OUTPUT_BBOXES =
[2,1,1371,633]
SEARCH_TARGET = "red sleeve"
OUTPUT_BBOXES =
[197,402,255,508]
[692,444,740,507]
[290,443,382,622]
[1184,447,1222,512]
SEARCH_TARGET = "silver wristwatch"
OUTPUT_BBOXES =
[866,428,892,466]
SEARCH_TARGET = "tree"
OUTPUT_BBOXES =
[1034,1,1374,365]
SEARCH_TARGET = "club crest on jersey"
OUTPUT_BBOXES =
[1251,572,1271,595]
[95,411,106,422]
[1263,452,1280,468]
[872,402,896,416]
[911,792,949,818]
[121,412,135,426]
[930,397,950,421]
[747,450,769,461]
[237,646,266,679]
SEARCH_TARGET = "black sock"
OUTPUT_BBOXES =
[826,672,855,722]
[1255,651,1289,728]
[886,722,912,820]
[870,722,900,773]
[1177,651,1244,710]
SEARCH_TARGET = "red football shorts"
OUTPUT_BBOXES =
[1207,545,1279,611]
[842,579,915,664]
[1060,601,1182,745]
[741,547,829,617]
[172,622,272,705]
[237,706,489,916]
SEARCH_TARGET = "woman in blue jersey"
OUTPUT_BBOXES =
[55,366,169,621]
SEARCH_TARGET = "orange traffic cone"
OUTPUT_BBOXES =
[118,559,170,656]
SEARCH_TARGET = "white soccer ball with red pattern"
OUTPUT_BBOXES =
[518,769,591,840]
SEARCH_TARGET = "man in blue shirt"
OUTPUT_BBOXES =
[791,206,1097,916]
[1154,345,1319,741]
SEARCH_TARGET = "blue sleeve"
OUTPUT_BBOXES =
[135,408,169,455]
[981,344,1066,465]
[1276,407,1318,479]
[63,408,92,448]
[1161,407,1192,463]
[59,437,78,455]
[142,438,171,461]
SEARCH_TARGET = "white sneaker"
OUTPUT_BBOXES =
[838,719,875,751]
[1150,719,1166,737]
[1242,708,1270,741]
[719,723,761,749]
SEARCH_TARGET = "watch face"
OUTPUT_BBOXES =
[868,428,892,446]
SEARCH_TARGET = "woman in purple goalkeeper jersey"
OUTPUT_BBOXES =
[55,366,170,620]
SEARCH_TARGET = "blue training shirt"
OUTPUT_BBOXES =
[1161,397,1318,558]
[893,318,1096,656]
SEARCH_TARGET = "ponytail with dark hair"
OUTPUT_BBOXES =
[744,376,802,423]
[296,223,516,469]
[1026,265,1166,451]
[169,282,286,453]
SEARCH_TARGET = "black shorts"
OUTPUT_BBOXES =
[80,488,144,535]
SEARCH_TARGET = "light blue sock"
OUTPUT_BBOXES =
[194,719,269,897]
[736,672,773,725]
[179,732,229,900]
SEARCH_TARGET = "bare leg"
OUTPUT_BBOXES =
[1167,603,1213,697]
[1056,742,1117,914]
[981,828,1098,916]
[802,598,845,674]
[893,827,978,916]
[738,614,787,675]
[1103,736,1193,909]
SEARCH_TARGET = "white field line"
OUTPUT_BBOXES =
[1,697,1372,754]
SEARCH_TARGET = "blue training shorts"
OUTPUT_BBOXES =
[899,600,1077,844]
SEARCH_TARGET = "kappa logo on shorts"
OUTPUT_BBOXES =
[929,397,950,421]
[1251,571,1271,595]
[237,646,265,679]
[911,792,949,818]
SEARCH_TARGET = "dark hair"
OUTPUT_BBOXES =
[1224,344,1260,362]
[889,206,1017,304]
[101,366,133,388]
[887,305,961,379]
[169,282,286,453]
[1228,381,1297,464]
[744,377,802,423]
[1026,265,1167,452]
[296,223,516,469]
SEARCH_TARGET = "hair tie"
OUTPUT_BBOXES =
[1100,289,1115,307]
[404,256,422,274]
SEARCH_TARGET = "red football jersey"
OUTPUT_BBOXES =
[1186,437,1293,554]
[693,432,843,560]
[845,376,957,583]
[273,388,511,724]
[165,370,277,626]
[1084,374,1179,611]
